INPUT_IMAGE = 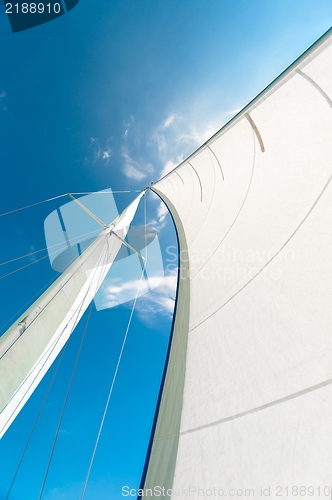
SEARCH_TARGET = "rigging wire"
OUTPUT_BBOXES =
[5,343,68,500]
[71,191,142,195]
[0,230,98,335]
[0,273,61,335]
[144,191,147,261]
[80,192,147,500]
[0,227,104,281]
[38,234,118,499]
[0,227,102,268]
[0,190,141,218]
[1,234,113,437]
[37,304,94,500]
[0,248,61,281]
[0,194,68,217]
[0,228,113,362]
[2,193,146,498]
[81,264,147,500]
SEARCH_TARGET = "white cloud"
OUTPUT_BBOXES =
[161,160,177,177]
[135,273,177,323]
[0,91,6,98]
[123,163,147,181]
[225,107,242,117]
[102,272,177,325]
[160,155,184,177]
[157,202,168,221]
[149,112,222,181]
[89,137,112,164]
[185,124,218,145]
[121,101,237,184]
[114,273,177,325]
[122,148,154,182]
[102,150,111,161]
[163,114,175,127]
[145,163,154,175]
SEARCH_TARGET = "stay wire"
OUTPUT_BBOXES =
[37,303,93,500]
[0,194,68,217]
[144,192,147,261]
[0,227,102,268]
[0,228,103,281]
[38,234,117,500]
[5,343,68,500]
[80,195,148,500]
[0,232,98,335]
[0,231,111,360]
[0,191,141,218]
[0,234,116,440]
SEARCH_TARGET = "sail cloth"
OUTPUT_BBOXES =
[0,192,143,439]
[143,28,332,499]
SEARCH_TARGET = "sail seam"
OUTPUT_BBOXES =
[180,377,332,436]
[245,113,265,152]
[296,69,332,107]
[152,377,332,441]
[207,145,224,179]
[175,171,185,184]
[185,152,217,249]
[189,170,332,333]
[189,127,256,276]
[187,162,203,202]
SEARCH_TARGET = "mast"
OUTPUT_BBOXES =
[0,191,144,439]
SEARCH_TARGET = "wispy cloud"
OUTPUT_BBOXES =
[89,137,112,164]
[122,147,154,182]
[160,155,184,178]
[147,200,169,231]
[135,272,177,325]
[119,101,239,183]
[122,115,134,138]
[123,164,147,181]
[149,113,222,179]
[101,272,177,326]
[156,202,168,222]
[163,114,175,127]
[0,91,6,98]
[102,150,111,160]
[225,107,242,117]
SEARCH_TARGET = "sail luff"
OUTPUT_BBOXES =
[0,192,144,439]
[139,188,190,494]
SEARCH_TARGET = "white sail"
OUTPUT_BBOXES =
[0,192,144,439]
[142,28,332,499]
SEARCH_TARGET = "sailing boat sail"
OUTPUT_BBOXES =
[0,191,144,439]
[140,27,332,498]
[1,25,332,500]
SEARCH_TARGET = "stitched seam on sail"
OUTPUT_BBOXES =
[190,170,332,333]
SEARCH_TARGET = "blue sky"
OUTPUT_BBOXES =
[0,1,331,499]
